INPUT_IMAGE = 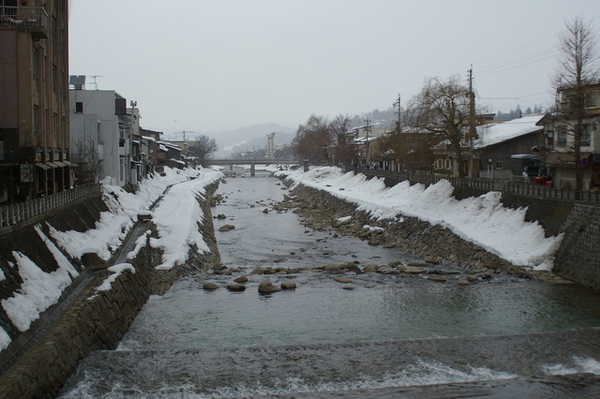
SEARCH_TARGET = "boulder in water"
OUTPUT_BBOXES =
[219,224,236,232]
[280,281,297,290]
[227,283,246,291]
[258,280,281,293]
[203,282,219,290]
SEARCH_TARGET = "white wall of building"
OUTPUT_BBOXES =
[69,90,132,186]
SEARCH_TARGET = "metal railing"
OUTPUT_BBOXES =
[0,185,103,228]
[350,167,600,206]
[0,6,48,35]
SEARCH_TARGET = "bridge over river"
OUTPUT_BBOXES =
[207,159,302,176]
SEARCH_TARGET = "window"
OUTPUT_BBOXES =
[585,91,598,108]
[556,125,568,146]
[582,125,591,146]
[33,105,39,142]
[75,102,83,113]
[495,161,503,169]
[32,47,38,82]
[546,130,554,147]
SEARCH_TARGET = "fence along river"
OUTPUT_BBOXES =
[58,169,600,398]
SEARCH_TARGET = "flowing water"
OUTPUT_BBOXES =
[59,169,600,398]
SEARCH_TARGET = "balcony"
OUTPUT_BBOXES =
[0,6,49,39]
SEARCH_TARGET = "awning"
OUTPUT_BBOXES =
[62,160,78,167]
[46,162,59,168]
[53,161,67,167]
[36,163,51,170]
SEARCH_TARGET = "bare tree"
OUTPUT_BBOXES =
[187,135,217,167]
[71,136,101,184]
[407,75,471,177]
[372,130,438,172]
[553,17,600,193]
[329,114,354,165]
[292,115,335,163]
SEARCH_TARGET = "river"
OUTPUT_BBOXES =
[59,169,600,398]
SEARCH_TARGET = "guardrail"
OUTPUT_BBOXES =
[0,184,103,228]
[351,167,600,206]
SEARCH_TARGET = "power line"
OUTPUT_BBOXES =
[477,54,559,78]
[475,48,559,73]
[471,35,558,66]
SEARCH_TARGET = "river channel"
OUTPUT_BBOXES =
[59,169,600,398]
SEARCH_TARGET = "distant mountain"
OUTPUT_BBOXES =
[164,123,296,158]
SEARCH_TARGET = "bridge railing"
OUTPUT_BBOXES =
[0,184,103,228]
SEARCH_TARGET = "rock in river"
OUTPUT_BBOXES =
[219,224,236,232]
[203,282,219,290]
[280,281,297,290]
[258,280,281,294]
[334,277,352,283]
[227,283,246,292]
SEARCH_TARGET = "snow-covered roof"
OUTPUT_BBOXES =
[157,141,182,151]
[353,136,379,143]
[169,158,186,165]
[475,114,544,149]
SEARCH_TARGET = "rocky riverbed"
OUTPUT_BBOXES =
[204,179,572,293]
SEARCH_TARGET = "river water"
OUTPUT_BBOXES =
[59,170,600,398]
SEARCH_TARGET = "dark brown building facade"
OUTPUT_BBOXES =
[0,0,69,203]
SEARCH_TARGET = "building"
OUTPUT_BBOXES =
[432,114,545,179]
[69,84,137,186]
[0,0,70,203]
[474,114,545,180]
[540,83,600,190]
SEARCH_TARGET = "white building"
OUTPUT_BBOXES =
[69,87,137,186]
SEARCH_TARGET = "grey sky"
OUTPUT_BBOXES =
[69,0,600,134]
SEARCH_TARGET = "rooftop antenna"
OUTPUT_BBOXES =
[90,75,102,90]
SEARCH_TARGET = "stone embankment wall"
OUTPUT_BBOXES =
[0,182,220,398]
[553,204,600,291]
[285,182,599,287]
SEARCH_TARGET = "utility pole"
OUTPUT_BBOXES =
[393,93,402,133]
[468,67,476,178]
[364,118,372,165]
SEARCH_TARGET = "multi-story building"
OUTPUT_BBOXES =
[0,0,70,203]
[69,83,136,187]
[541,83,600,189]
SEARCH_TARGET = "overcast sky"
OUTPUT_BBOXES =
[69,0,600,134]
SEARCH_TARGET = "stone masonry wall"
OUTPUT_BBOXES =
[553,204,600,291]
[286,183,571,283]
[289,184,516,272]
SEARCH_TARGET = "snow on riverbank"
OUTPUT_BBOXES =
[1,167,222,351]
[277,166,562,270]
[149,172,222,270]
[49,167,222,262]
